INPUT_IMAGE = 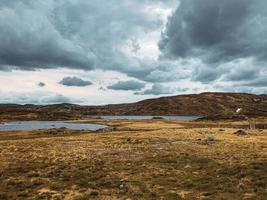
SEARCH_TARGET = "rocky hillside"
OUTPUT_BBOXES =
[83,92,267,116]
[0,93,266,120]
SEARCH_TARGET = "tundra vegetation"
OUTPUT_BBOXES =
[0,119,266,199]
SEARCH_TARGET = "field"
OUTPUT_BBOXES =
[0,119,266,200]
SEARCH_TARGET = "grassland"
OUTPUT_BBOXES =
[0,119,266,200]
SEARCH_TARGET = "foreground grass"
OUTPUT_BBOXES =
[0,120,266,199]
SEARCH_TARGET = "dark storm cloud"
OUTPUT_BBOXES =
[59,76,92,87]
[0,0,171,73]
[2,0,265,97]
[159,0,267,86]
[225,68,259,81]
[160,0,267,63]
[192,66,223,83]
[0,1,95,70]
[0,0,186,86]
[107,80,145,91]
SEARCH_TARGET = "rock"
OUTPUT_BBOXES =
[126,138,132,143]
[152,116,164,120]
[234,130,248,136]
[96,127,113,133]
[44,127,69,135]
[219,129,225,132]
[207,136,215,142]
[118,183,128,194]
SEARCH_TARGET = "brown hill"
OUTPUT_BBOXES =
[0,92,266,121]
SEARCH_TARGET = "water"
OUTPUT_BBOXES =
[0,121,108,132]
[93,115,201,121]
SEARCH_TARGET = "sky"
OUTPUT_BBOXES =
[0,0,266,105]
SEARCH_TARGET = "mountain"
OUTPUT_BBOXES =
[0,93,266,121]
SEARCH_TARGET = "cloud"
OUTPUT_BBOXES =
[38,82,46,87]
[176,87,189,93]
[0,0,187,86]
[107,80,145,91]
[59,76,92,87]
[42,94,71,104]
[0,0,169,73]
[0,1,95,70]
[0,0,191,89]
[192,66,223,83]
[122,59,191,83]
[160,0,267,62]
[225,68,258,82]
[243,78,267,87]
[137,83,189,95]
[131,38,141,53]
[159,0,267,84]
[138,83,174,95]
[0,0,266,105]
[0,92,73,105]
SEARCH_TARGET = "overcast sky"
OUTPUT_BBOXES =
[0,0,266,105]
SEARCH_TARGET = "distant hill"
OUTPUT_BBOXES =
[0,93,266,121]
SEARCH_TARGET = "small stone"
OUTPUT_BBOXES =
[234,130,248,136]
[207,135,215,142]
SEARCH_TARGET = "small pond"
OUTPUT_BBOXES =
[0,121,108,132]
[92,115,201,121]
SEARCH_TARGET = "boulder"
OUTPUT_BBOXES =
[234,130,248,136]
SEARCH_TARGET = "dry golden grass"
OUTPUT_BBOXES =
[0,119,266,199]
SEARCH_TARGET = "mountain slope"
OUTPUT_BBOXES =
[82,92,267,116]
[0,93,266,120]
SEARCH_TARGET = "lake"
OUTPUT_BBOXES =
[0,121,108,132]
[93,115,201,121]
